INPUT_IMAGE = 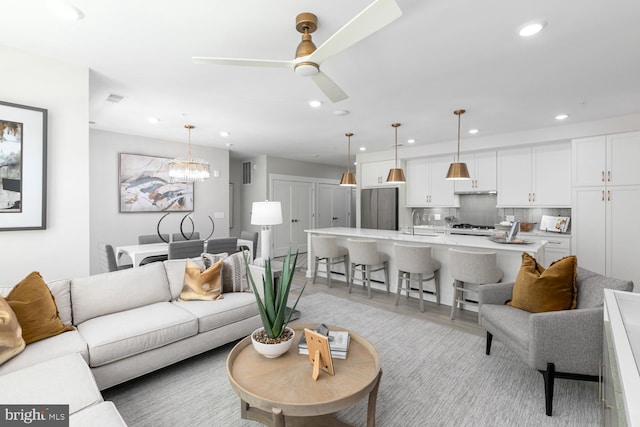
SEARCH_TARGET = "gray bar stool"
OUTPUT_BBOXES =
[311,235,349,288]
[347,239,389,298]
[394,243,441,312]
[449,248,503,320]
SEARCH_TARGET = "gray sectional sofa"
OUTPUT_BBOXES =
[0,258,261,425]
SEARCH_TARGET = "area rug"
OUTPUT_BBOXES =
[103,293,599,426]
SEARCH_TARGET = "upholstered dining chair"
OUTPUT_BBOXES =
[137,234,170,265]
[479,267,634,416]
[205,237,239,255]
[168,239,205,260]
[171,232,201,242]
[240,230,259,260]
[98,242,133,273]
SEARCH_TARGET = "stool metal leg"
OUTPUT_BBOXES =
[327,257,332,288]
[348,263,355,294]
[435,270,440,305]
[383,261,390,294]
[365,265,372,299]
[418,273,424,312]
[313,257,319,284]
[395,271,404,306]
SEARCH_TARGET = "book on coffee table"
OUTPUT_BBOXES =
[299,330,350,359]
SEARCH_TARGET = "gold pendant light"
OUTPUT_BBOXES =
[446,109,471,180]
[169,125,210,183]
[386,123,406,183]
[340,132,357,186]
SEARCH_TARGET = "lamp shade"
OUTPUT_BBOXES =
[340,172,357,186]
[445,162,470,180]
[386,168,406,183]
[251,201,283,226]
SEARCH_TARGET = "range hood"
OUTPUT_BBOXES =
[454,190,497,195]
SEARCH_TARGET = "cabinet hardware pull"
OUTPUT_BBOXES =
[528,193,531,202]
[601,171,605,182]
[601,191,605,201]
[532,193,535,202]
[607,170,611,182]
[607,190,611,201]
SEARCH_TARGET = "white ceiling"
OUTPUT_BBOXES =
[2,0,639,167]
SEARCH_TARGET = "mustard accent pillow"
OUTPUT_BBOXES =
[507,253,577,313]
[6,272,75,344]
[0,296,26,365]
[179,259,224,301]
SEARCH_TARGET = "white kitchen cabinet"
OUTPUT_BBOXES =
[521,233,571,267]
[316,183,352,229]
[573,132,640,187]
[405,155,458,207]
[360,160,396,187]
[272,179,314,257]
[497,142,572,207]
[454,151,497,193]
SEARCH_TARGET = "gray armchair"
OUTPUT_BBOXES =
[479,267,633,416]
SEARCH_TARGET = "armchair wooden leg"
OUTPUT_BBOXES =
[539,362,555,416]
[485,332,493,355]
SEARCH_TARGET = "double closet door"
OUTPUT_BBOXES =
[272,180,314,257]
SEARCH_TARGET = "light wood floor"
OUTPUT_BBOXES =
[288,267,485,338]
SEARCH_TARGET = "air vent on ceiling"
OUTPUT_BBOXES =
[105,93,125,103]
[242,161,252,184]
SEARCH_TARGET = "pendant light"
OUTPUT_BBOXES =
[169,125,210,183]
[386,123,406,183]
[340,132,357,186]
[446,109,471,180]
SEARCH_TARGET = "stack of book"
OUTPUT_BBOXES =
[298,329,350,359]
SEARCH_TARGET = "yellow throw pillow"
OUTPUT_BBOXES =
[6,272,75,344]
[507,253,577,313]
[0,296,26,365]
[179,259,224,301]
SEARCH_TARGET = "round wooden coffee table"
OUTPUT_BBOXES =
[227,323,382,427]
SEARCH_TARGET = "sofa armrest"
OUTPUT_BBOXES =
[478,282,514,307]
[529,306,603,374]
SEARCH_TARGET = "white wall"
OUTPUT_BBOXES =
[89,129,230,274]
[0,45,90,285]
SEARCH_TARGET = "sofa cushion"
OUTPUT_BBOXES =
[0,329,88,376]
[0,296,25,365]
[0,353,103,415]
[173,292,259,333]
[179,259,223,301]
[576,267,634,308]
[507,253,577,313]
[71,262,171,324]
[70,401,127,427]
[0,279,72,326]
[480,304,531,350]
[164,258,205,300]
[77,302,198,367]
[6,272,75,344]
[204,250,251,293]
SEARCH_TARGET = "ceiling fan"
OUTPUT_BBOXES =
[192,0,403,103]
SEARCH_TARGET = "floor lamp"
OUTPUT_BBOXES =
[251,200,283,260]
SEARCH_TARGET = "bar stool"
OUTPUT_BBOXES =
[311,235,349,288]
[347,239,389,298]
[449,249,503,320]
[394,244,441,312]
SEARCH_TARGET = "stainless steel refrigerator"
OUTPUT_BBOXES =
[361,188,398,230]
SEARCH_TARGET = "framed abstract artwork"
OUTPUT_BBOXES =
[0,100,47,231]
[119,153,194,212]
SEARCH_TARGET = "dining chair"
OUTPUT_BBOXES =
[240,230,259,260]
[205,237,239,255]
[137,234,170,265]
[98,242,133,273]
[171,232,201,242]
[168,239,205,260]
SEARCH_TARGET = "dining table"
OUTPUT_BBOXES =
[116,239,254,267]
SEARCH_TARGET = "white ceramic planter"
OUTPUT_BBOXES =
[250,327,295,358]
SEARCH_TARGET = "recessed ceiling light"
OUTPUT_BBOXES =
[469,129,479,134]
[50,2,85,20]
[225,142,233,147]
[309,100,323,108]
[519,21,546,37]
[359,147,366,151]
[311,154,319,157]
[407,139,415,144]
[334,109,350,116]
[220,131,230,137]
[148,117,160,124]
[555,114,569,120]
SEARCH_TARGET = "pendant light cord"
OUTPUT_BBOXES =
[392,123,401,168]
[346,132,353,173]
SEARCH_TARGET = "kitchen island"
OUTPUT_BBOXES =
[305,227,548,313]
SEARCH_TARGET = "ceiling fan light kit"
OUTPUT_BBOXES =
[169,125,211,183]
[340,132,357,186]
[446,110,471,180]
[387,123,406,183]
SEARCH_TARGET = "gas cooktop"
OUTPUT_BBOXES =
[451,223,495,230]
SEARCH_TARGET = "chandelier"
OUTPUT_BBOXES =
[169,125,210,183]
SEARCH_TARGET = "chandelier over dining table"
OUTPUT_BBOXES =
[169,124,210,183]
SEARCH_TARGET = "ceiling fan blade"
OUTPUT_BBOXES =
[311,72,348,103]
[308,0,402,64]
[193,57,294,69]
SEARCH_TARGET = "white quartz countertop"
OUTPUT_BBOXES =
[305,227,547,253]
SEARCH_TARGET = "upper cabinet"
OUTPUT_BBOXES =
[360,160,396,188]
[454,151,497,193]
[497,142,572,207]
[406,155,458,207]
[572,132,640,187]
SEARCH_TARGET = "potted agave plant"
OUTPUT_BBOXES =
[245,250,306,358]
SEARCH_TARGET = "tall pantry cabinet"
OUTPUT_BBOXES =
[572,132,640,289]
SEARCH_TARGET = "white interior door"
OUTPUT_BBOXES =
[272,180,293,257]
[331,186,350,227]
[316,184,334,229]
[291,182,313,253]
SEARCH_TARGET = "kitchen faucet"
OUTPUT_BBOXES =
[411,209,421,235]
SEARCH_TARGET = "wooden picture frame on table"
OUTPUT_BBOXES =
[305,328,334,380]
[0,101,47,231]
[118,153,194,213]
